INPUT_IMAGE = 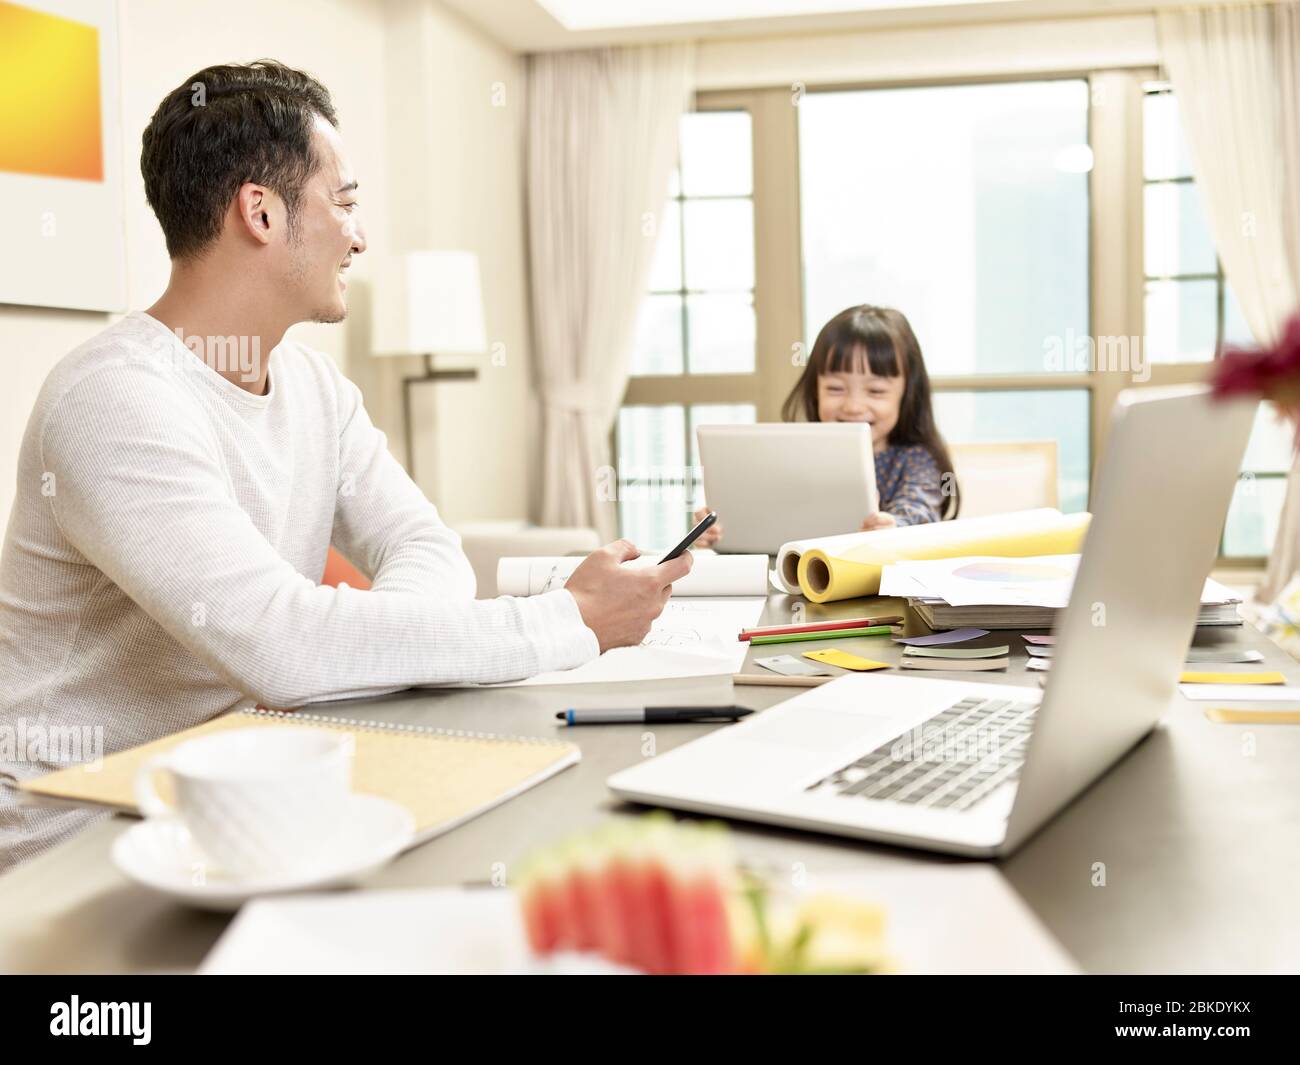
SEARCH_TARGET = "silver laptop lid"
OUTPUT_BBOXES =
[1003,385,1258,852]
[698,424,878,555]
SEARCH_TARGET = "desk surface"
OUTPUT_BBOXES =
[2,594,1298,975]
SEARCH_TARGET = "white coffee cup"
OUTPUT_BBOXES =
[134,727,354,880]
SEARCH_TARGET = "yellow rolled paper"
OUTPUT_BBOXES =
[795,509,1092,604]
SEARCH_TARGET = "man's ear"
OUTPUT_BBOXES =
[234,182,275,247]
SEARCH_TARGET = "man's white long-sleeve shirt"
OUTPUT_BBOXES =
[0,310,598,870]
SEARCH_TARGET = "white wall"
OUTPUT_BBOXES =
[0,0,536,538]
[365,0,537,524]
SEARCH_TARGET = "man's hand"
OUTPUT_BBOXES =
[860,512,898,532]
[566,540,693,652]
[691,505,724,548]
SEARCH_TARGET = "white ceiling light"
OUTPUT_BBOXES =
[537,0,1007,31]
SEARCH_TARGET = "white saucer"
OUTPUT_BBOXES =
[111,793,417,911]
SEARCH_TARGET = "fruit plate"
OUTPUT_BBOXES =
[197,866,1076,975]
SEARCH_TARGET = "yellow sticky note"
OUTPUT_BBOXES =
[1206,708,1300,724]
[804,649,891,672]
[1179,671,1286,685]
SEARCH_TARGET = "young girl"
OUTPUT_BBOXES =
[695,304,957,546]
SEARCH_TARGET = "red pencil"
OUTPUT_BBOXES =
[738,616,903,641]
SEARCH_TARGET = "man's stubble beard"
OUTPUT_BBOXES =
[288,225,348,325]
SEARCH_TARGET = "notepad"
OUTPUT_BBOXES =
[802,649,891,672]
[754,654,834,677]
[893,628,989,646]
[1178,671,1286,685]
[18,707,580,846]
[1205,708,1300,724]
[901,656,1009,672]
[902,645,1010,660]
[1184,648,1264,664]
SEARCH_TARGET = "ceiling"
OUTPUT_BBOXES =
[436,0,1253,52]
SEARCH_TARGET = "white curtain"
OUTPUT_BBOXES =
[527,45,693,540]
[1158,3,1300,600]
[1279,3,1300,295]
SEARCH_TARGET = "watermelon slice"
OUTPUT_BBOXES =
[662,822,740,974]
[587,823,634,963]
[512,812,893,975]
[515,850,566,953]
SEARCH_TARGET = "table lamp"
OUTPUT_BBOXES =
[371,250,488,478]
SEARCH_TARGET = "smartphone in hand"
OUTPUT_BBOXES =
[658,511,718,564]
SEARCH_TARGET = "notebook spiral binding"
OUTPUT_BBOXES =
[239,706,571,748]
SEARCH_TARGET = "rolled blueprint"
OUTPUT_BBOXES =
[774,530,875,595]
[779,509,1092,604]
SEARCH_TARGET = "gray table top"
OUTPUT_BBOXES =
[2,593,1297,975]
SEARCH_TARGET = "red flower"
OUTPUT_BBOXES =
[1210,310,1300,406]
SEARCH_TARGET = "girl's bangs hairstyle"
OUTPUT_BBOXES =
[781,304,959,517]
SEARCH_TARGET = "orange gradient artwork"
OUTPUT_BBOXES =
[0,0,102,182]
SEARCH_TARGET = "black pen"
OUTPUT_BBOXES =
[556,706,753,726]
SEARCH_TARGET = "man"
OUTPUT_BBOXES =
[0,60,688,871]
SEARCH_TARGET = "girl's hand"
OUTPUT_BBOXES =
[692,505,723,547]
[860,512,897,532]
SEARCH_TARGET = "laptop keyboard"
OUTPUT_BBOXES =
[805,695,1039,812]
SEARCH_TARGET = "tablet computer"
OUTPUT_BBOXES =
[697,424,877,555]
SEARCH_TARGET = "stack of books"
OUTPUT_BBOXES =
[879,554,1243,631]
[910,594,1241,631]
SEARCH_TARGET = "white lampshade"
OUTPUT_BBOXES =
[371,250,487,356]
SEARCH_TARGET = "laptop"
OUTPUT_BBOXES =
[610,387,1258,857]
[697,424,877,554]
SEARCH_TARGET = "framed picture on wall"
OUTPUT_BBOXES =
[0,0,126,312]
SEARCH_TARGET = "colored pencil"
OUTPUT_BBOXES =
[748,625,895,646]
[739,616,902,641]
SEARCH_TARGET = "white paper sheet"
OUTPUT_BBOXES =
[877,567,928,598]
[883,555,1243,610]
[497,554,769,597]
[493,597,766,687]
[890,554,1079,608]
[198,865,1076,975]
[1178,684,1300,702]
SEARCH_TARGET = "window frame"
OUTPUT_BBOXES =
[615,95,781,541]
[616,68,1266,568]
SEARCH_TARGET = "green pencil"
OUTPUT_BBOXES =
[748,625,895,646]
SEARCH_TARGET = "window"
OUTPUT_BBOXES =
[800,79,1092,509]
[615,402,754,553]
[933,390,1091,515]
[615,76,1286,564]
[617,110,758,548]
[1142,84,1253,363]
[1223,409,1292,559]
[1142,82,1286,559]
[634,112,756,376]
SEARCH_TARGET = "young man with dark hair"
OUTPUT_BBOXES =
[0,60,687,870]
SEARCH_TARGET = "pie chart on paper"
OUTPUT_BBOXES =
[951,561,1074,584]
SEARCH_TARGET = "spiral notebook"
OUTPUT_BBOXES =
[18,708,581,846]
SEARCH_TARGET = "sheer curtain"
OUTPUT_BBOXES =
[1158,3,1300,600]
[526,45,693,539]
